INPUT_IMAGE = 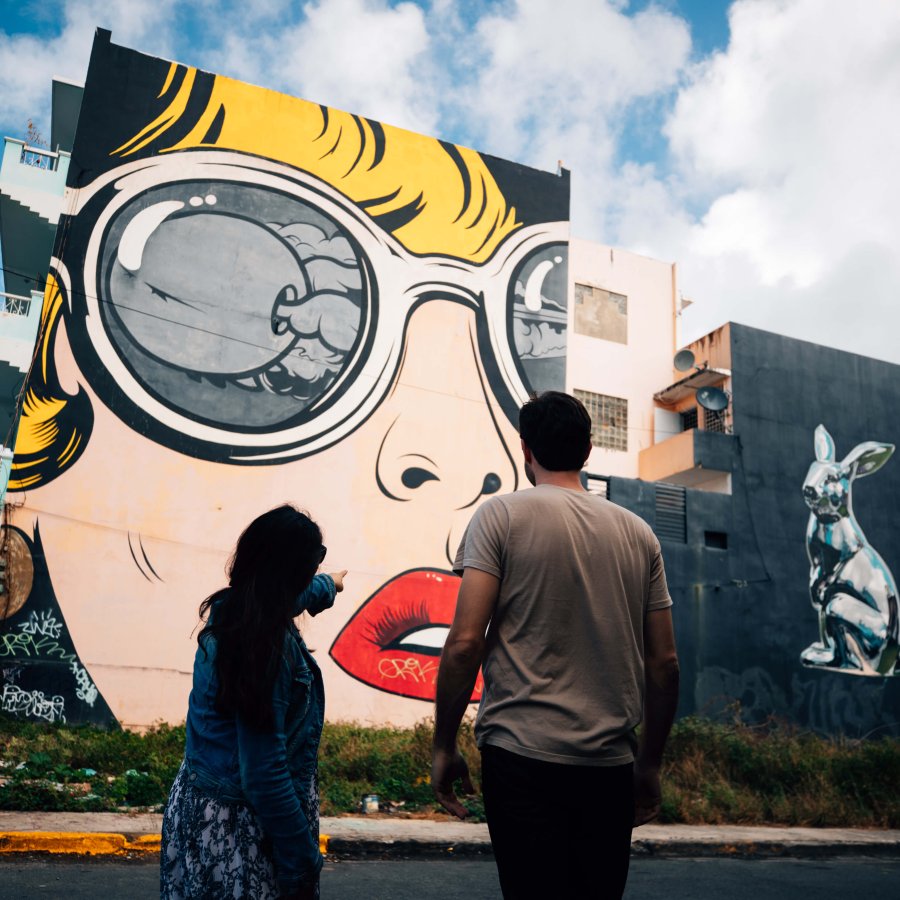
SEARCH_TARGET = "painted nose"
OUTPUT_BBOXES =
[388,463,503,505]
[373,302,519,512]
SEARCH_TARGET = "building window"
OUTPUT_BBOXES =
[681,407,698,432]
[575,389,628,452]
[704,407,727,433]
[574,283,627,344]
[583,473,610,498]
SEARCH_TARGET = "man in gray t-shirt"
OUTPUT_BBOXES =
[432,391,680,900]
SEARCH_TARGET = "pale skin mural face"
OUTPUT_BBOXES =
[29,299,523,723]
[7,44,569,725]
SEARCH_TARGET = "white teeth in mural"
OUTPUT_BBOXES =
[394,625,450,651]
[117,201,186,271]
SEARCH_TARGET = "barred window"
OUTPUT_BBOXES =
[704,407,727,433]
[574,389,628,452]
[681,407,698,432]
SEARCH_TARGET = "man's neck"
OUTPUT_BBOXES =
[533,470,586,491]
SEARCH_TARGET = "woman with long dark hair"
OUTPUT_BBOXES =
[161,504,345,899]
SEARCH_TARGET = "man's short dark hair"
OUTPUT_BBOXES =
[518,391,592,471]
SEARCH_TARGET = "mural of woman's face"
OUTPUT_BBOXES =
[35,178,565,720]
[32,304,514,722]
[24,151,568,725]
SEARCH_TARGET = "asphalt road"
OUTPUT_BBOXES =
[1,856,899,898]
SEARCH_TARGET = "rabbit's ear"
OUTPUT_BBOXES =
[842,441,895,479]
[814,425,835,462]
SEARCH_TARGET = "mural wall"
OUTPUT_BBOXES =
[2,30,570,727]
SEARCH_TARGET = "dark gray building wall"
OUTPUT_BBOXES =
[609,324,900,737]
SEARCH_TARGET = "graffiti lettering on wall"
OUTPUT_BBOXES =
[1,684,66,723]
[5,31,569,724]
[0,621,100,710]
[0,527,115,725]
[18,609,63,639]
[801,425,899,676]
[71,661,99,707]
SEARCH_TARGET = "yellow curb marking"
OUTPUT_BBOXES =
[0,832,161,856]
[0,831,326,857]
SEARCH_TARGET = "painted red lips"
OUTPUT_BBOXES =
[329,568,483,702]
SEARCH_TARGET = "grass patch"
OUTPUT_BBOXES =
[660,716,900,827]
[0,714,897,826]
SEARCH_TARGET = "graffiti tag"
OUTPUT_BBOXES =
[0,630,100,709]
[377,657,439,684]
[1,684,66,723]
[71,661,98,707]
[18,609,63,640]
[0,631,73,659]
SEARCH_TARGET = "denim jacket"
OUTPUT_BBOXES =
[183,574,335,893]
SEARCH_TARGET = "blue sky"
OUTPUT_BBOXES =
[1,0,898,363]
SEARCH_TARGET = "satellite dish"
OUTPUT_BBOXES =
[674,349,696,372]
[696,386,729,412]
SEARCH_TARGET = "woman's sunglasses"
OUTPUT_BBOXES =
[59,151,569,464]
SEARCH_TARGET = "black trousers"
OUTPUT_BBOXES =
[480,745,634,900]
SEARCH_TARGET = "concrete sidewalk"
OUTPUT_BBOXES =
[0,812,898,860]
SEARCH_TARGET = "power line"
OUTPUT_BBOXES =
[0,261,716,437]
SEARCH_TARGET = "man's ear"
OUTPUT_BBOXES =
[520,438,533,465]
[583,441,592,467]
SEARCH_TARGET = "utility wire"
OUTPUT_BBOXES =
[0,260,721,438]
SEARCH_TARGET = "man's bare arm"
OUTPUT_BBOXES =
[634,606,679,826]
[432,568,499,819]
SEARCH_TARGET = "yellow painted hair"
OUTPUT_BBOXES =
[13,63,525,489]
[113,64,521,262]
[9,276,92,491]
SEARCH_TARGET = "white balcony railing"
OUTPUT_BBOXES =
[19,144,59,172]
[0,292,32,316]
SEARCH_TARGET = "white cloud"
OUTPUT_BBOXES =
[463,1,689,159]
[278,0,436,133]
[635,0,900,362]
[197,0,438,136]
[0,0,437,141]
[0,1,180,142]
[459,0,691,243]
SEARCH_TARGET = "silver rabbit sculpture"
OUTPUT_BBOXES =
[801,424,898,675]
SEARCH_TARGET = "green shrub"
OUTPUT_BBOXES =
[0,713,897,826]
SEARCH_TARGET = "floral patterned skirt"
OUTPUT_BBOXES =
[160,761,320,899]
